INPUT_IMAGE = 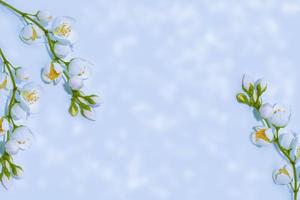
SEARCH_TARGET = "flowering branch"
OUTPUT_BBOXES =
[0,0,100,120]
[0,48,38,189]
[237,75,299,200]
[0,0,101,189]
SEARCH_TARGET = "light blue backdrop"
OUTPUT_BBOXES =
[0,0,300,199]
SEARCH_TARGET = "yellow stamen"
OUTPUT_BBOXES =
[278,167,291,178]
[47,63,60,81]
[255,129,270,142]
[31,27,37,41]
[22,90,39,105]
[0,118,4,133]
[54,23,71,37]
[0,78,7,89]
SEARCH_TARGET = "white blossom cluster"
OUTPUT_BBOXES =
[237,75,300,198]
[18,10,100,120]
[0,54,38,189]
[0,0,100,189]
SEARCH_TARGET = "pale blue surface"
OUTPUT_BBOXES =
[1,0,300,199]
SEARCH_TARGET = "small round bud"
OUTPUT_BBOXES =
[15,68,30,82]
[236,93,249,104]
[5,140,19,155]
[68,76,83,90]
[37,10,53,25]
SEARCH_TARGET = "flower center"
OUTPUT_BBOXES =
[22,90,39,105]
[0,77,7,89]
[0,118,4,132]
[55,23,71,37]
[30,27,38,41]
[278,167,291,178]
[47,63,60,80]
[274,108,285,114]
[255,129,270,142]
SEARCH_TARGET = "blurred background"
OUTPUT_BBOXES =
[1,0,300,199]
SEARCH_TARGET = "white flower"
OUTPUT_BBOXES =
[259,103,273,119]
[68,76,83,90]
[0,117,9,136]
[68,58,90,80]
[11,103,27,121]
[273,164,293,185]
[242,74,254,92]
[82,108,96,121]
[1,174,13,190]
[11,126,34,150]
[5,140,19,155]
[251,126,273,146]
[42,61,64,84]
[279,132,295,150]
[51,16,77,44]
[20,24,43,44]
[37,10,53,25]
[0,72,10,90]
[54,43,72,59]
[269,104,291,128]
[15,68,30,83]
[18,83,42,114]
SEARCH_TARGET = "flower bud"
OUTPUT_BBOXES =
[68,76,83,90]
[259,103,273,119]
[69,58,90,80]
[5,140,19,155]
[236,93,249,105]
[1,173,13,190]
[12,167,23,180]
[54,43,72,59]
[86,95,100,107]
[82,108,96,121]
[37,10,53,25]
[15,68,30,83]
[255,78,267,95]
[242,74,254,93]
[291,136,300,161]
[279,132,295,150]
[11,104,27,121]
[69,102,78,116]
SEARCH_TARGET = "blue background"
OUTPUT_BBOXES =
[1,0,300,199]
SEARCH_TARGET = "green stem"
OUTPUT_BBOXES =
[0,0,92,118]
[0,48,18,135]
[0,0,70,80]
[262,118,298,199]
